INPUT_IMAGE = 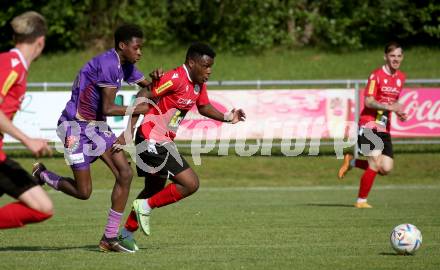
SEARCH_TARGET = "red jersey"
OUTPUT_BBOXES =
[140,64,210,142]
[0,49,28,162]
[359,65,406,133]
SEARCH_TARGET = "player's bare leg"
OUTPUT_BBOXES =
[102,149,133,212]
[132,167,199,236]
[98,148,134,252]
[120,175,167,251]
[0,186,53,229]
[18,186,53,214]
[377,155,393,176]
[338,153,354,179]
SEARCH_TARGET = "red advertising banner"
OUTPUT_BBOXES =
[179,88,440,140]
[390,88,440,137]
[177,89,354,140]
[5,88,439,143]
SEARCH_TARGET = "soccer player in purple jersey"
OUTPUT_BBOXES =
[32,24,160,252]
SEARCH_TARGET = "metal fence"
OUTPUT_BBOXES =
[28,79,440,91]
[14,79,440,151]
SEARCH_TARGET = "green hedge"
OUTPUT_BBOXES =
[1,0,439,52]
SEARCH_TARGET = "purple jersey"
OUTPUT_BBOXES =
[60,49,144,121]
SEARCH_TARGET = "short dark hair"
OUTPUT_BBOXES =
[114,24,143,49]
[384,41,402,54]
[11,11,47,44]
[186,42,216,61]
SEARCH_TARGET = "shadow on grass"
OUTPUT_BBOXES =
[0,245,99,252]
[379,252,403,256]
[305,203,354,208]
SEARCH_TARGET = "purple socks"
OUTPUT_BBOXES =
[104,208,123,239]
[40,170,62,190]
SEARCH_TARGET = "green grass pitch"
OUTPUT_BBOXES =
[0,154,439,269]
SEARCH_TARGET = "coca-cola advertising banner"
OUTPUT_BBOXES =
[4,88,440,143]
[179,88,440,139]
[390,88,440,137]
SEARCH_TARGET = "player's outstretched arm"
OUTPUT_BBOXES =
[102,87,150,116]
[198,103,246,124]
[135,68,164,89]
[0,110,51,157]
[112,88,151,152]
[364,96,391,111]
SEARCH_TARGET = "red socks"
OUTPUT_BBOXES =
[148,183,183,209]
[0,202,52,229]
[358,167,378,199]
[124,210,139,232]
[354,159,369,170]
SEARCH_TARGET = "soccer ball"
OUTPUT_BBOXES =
[390,224,422,255]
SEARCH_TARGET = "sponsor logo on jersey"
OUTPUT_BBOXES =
[194,84,200,94]
[65,135,80,153]
[381,86,399,94]
[11,58,20,68]
[384,79,388,84]
[66,153,85,165]
[368,80,376,95]
[396,78,401,87]
[155,80,173,94]
[103,131,113,138]
[177,98,195,105]
[1,70,18,96]
[172,73,179,79]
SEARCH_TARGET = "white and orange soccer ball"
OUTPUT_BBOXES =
[390,224,422,255]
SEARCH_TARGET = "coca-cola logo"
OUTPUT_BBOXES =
[391,91,440,131]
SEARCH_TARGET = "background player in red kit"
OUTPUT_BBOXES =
[0,11,54,229]
[117,43,246,251]
[338,42,408,208]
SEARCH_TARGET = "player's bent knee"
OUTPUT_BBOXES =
[42,200,54,214]
[30,199,54,214]
[379,167,392,176]
[118,167,133,182]
[187,178,200,194]
[77,190,92,200]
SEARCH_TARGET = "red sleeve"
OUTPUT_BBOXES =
[0,67,19,100]
[196,83,210,106]
[151,71,179,97]
[364,72,378,97]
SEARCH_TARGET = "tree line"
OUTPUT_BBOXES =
[1,0,439,52]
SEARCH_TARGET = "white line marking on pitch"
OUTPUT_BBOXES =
[47,185,440,194]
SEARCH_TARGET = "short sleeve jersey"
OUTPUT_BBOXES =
[60,49,144,121]
[140,64,210,142]
[0,49,28,162]
[359,65,406,133]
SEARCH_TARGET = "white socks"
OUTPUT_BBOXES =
[357,198,367,203]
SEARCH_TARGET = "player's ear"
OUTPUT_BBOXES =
[118,41,126,51]
[33,36,45,58]
[187,58,195,69]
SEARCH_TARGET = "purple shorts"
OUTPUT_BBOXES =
[57,119,117,170]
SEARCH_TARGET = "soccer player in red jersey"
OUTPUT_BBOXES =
[116,43,246,251]
[338,42,408,208]
[0,11,54,229]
